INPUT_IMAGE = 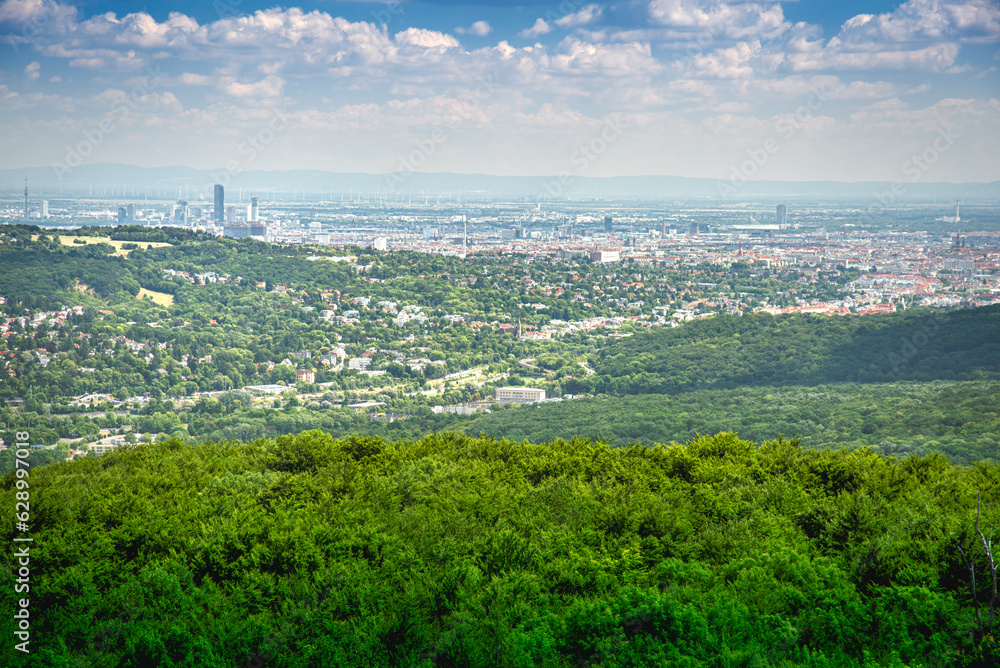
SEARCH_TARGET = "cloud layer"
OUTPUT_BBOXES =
[0,0,997,182]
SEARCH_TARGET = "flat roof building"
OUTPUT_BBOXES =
[496,387,546,404]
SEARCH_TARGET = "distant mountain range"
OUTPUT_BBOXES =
[3,163,999,202]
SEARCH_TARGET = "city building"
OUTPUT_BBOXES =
[223,224,252,239]
[173,200,188,224]
[117,206,128,225]
[295,369,315,384]
[776,204,787,226]
[248,196,259,223]
[495,387,546,404]
[604,215,613,232]
[214,185,225,224]
[590,250,620,263]
[372,237,388,251]
[41,200,49,218]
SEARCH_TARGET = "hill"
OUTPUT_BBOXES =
[4,163,1000,200]
[2,431,999,666]
[585,306,1000,395]
[459,381,1000,465]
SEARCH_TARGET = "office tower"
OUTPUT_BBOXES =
[127,204,135,223]
[604,215,613,232]
[214,185,225,223]
[249,196,259,223]
[661,222,667,237]
[173,200,188,224]
[776,204,787,226]
[373,237,388,251]
[41,201,49,218]
[117,206,128,225]
[23,178,28,220]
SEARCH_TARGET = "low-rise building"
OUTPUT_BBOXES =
[495,387,546,404]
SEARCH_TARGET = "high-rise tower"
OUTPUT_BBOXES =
[23,178,29,220]
[214,185,225,224]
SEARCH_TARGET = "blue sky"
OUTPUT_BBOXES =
[1,0,998,183]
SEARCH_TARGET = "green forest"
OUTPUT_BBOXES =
[3,432,1000,667]
[461,381,1000,465]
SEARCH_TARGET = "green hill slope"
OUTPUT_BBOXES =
[3,431,999,666]
[459,381,1000,465]
[585,306,1000,395]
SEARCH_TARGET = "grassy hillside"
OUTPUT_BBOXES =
[3,431,1000,666]
[459,381,1000,465]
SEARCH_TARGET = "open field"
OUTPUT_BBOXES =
[136,287,174,306]
[34,234,172,256]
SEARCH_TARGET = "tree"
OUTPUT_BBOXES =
[959,490,1000,640]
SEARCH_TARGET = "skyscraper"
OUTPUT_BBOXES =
[249,196,259,223]
[604,215,613,232]
[23,178,28,221]
[776,204,787,226]
[117,207,128,225]
[214,185,225,224]
[127,204,135,223]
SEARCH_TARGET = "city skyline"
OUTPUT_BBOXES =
[0,0,998,183]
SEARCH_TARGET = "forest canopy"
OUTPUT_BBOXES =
[2,431,1000,667]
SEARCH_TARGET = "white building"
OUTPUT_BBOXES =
[495,387,546,404]
[590,250,620,263]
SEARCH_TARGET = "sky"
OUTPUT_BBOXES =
[1,0,998,184]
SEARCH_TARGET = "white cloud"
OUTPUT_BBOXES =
[222,74,285,98]
[788,41,961,72]
[180,72,212,86]
[836,0,1000,45]
[457,20,491,37]
[555,4,603,29]
[24,60,39,79]
[519,18,552,39]
[648,0,790,41]
[394,27,460,50]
